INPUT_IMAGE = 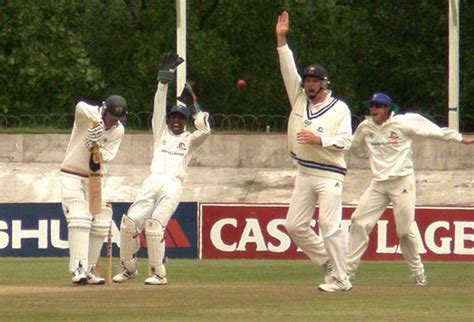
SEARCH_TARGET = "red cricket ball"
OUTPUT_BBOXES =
[237,79,247,89]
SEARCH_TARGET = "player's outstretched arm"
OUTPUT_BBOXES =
[276,11,289,47]
[152,52,184,141]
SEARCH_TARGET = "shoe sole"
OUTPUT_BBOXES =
[318,286,352,292]
[72,277,88,285]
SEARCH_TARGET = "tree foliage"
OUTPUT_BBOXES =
[1,0,472,128]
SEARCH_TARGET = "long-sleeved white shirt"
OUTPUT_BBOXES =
[61,102,124,175]
[278,44,352,181]
[150,83,211,180]
[353,112,463,181]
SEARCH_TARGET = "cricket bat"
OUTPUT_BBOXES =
[88,119,113,285]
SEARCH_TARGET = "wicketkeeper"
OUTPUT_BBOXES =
[60,94,127,284]
[113,52,211,285]
[347,92,474,285]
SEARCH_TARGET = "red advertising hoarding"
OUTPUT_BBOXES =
[199,204,474,261]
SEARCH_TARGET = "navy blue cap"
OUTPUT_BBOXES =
[167,104,191,119]
[366,92,400,113]
[369,92,392,106]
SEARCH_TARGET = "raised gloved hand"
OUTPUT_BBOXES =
[157,51,184,83]
[177,82,201,115]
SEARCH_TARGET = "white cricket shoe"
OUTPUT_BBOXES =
[112,268,138,283]
[71,266,87,285]
[144,275,168,286]
[86,270,105,285]
[318,277,352,292]
[347,272,356,282]
[411,272,427,286]
[322,260,334,284]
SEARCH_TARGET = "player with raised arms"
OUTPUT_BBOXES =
[113,52,211,285]
[347,92,474,285]
[276,11,353,292]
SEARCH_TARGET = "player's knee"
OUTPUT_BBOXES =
[121,214,138,234]
[90,207,113,237]
[65,199,92,229]
[284,220,302,237]
[145,219,165,238]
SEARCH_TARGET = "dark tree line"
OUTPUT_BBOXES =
[1,0,473,129]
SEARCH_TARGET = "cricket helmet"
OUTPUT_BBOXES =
[105,95,128,122]
[302,64,329,88]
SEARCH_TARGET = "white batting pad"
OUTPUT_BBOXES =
[120,215,140,273]
[145,219,166,277]
[66,199,92,273]
[87,206,113,271]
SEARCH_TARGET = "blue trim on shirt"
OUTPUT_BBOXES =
[291,152,347,175]
[306,98,338,120]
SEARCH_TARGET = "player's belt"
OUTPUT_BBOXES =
[60,168,89,178]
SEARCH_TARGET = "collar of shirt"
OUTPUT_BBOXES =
[307,90,333,111]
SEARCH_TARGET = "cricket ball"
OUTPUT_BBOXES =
[237,79,247,89]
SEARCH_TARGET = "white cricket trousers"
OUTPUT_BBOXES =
[285,171,347,281]
[347,174,424,275]
[126,173,183,231]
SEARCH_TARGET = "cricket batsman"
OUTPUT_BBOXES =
[60,94,127,285]
[113,52,211,285]
[347,92,474,285]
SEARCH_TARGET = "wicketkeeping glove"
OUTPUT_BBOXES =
[177,82,202,115]
[157,51,184,83]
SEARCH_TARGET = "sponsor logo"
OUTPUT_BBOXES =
[0,202,198,258]
[200,204,474,261]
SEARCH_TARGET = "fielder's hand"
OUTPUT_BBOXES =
[178,82,202,115]
[157,51,184,83]
[297,128,322,145]
[462,137,474,144]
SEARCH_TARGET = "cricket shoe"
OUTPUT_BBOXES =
[112,268,138,283]
[318,277,352,292]
[144,275,168,286]
[322,260,334,284]
[411,272,427,286]
[71,265,87,285]
[347,272,356,282]
[86,270,105,285]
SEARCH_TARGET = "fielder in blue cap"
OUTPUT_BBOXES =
[347,92,474,286]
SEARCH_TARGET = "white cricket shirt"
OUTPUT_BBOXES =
[353,112,463,181]
[278,44,352,182]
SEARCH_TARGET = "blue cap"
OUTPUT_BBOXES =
[167,104,191,119]
[369,92,392,106]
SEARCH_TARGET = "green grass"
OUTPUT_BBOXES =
[0,258,472,322]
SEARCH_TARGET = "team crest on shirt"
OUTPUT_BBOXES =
[304,120,312,127]
[178,142,187,151]
[389,131,399,139]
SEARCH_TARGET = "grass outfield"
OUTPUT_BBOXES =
[0,259,472,322]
